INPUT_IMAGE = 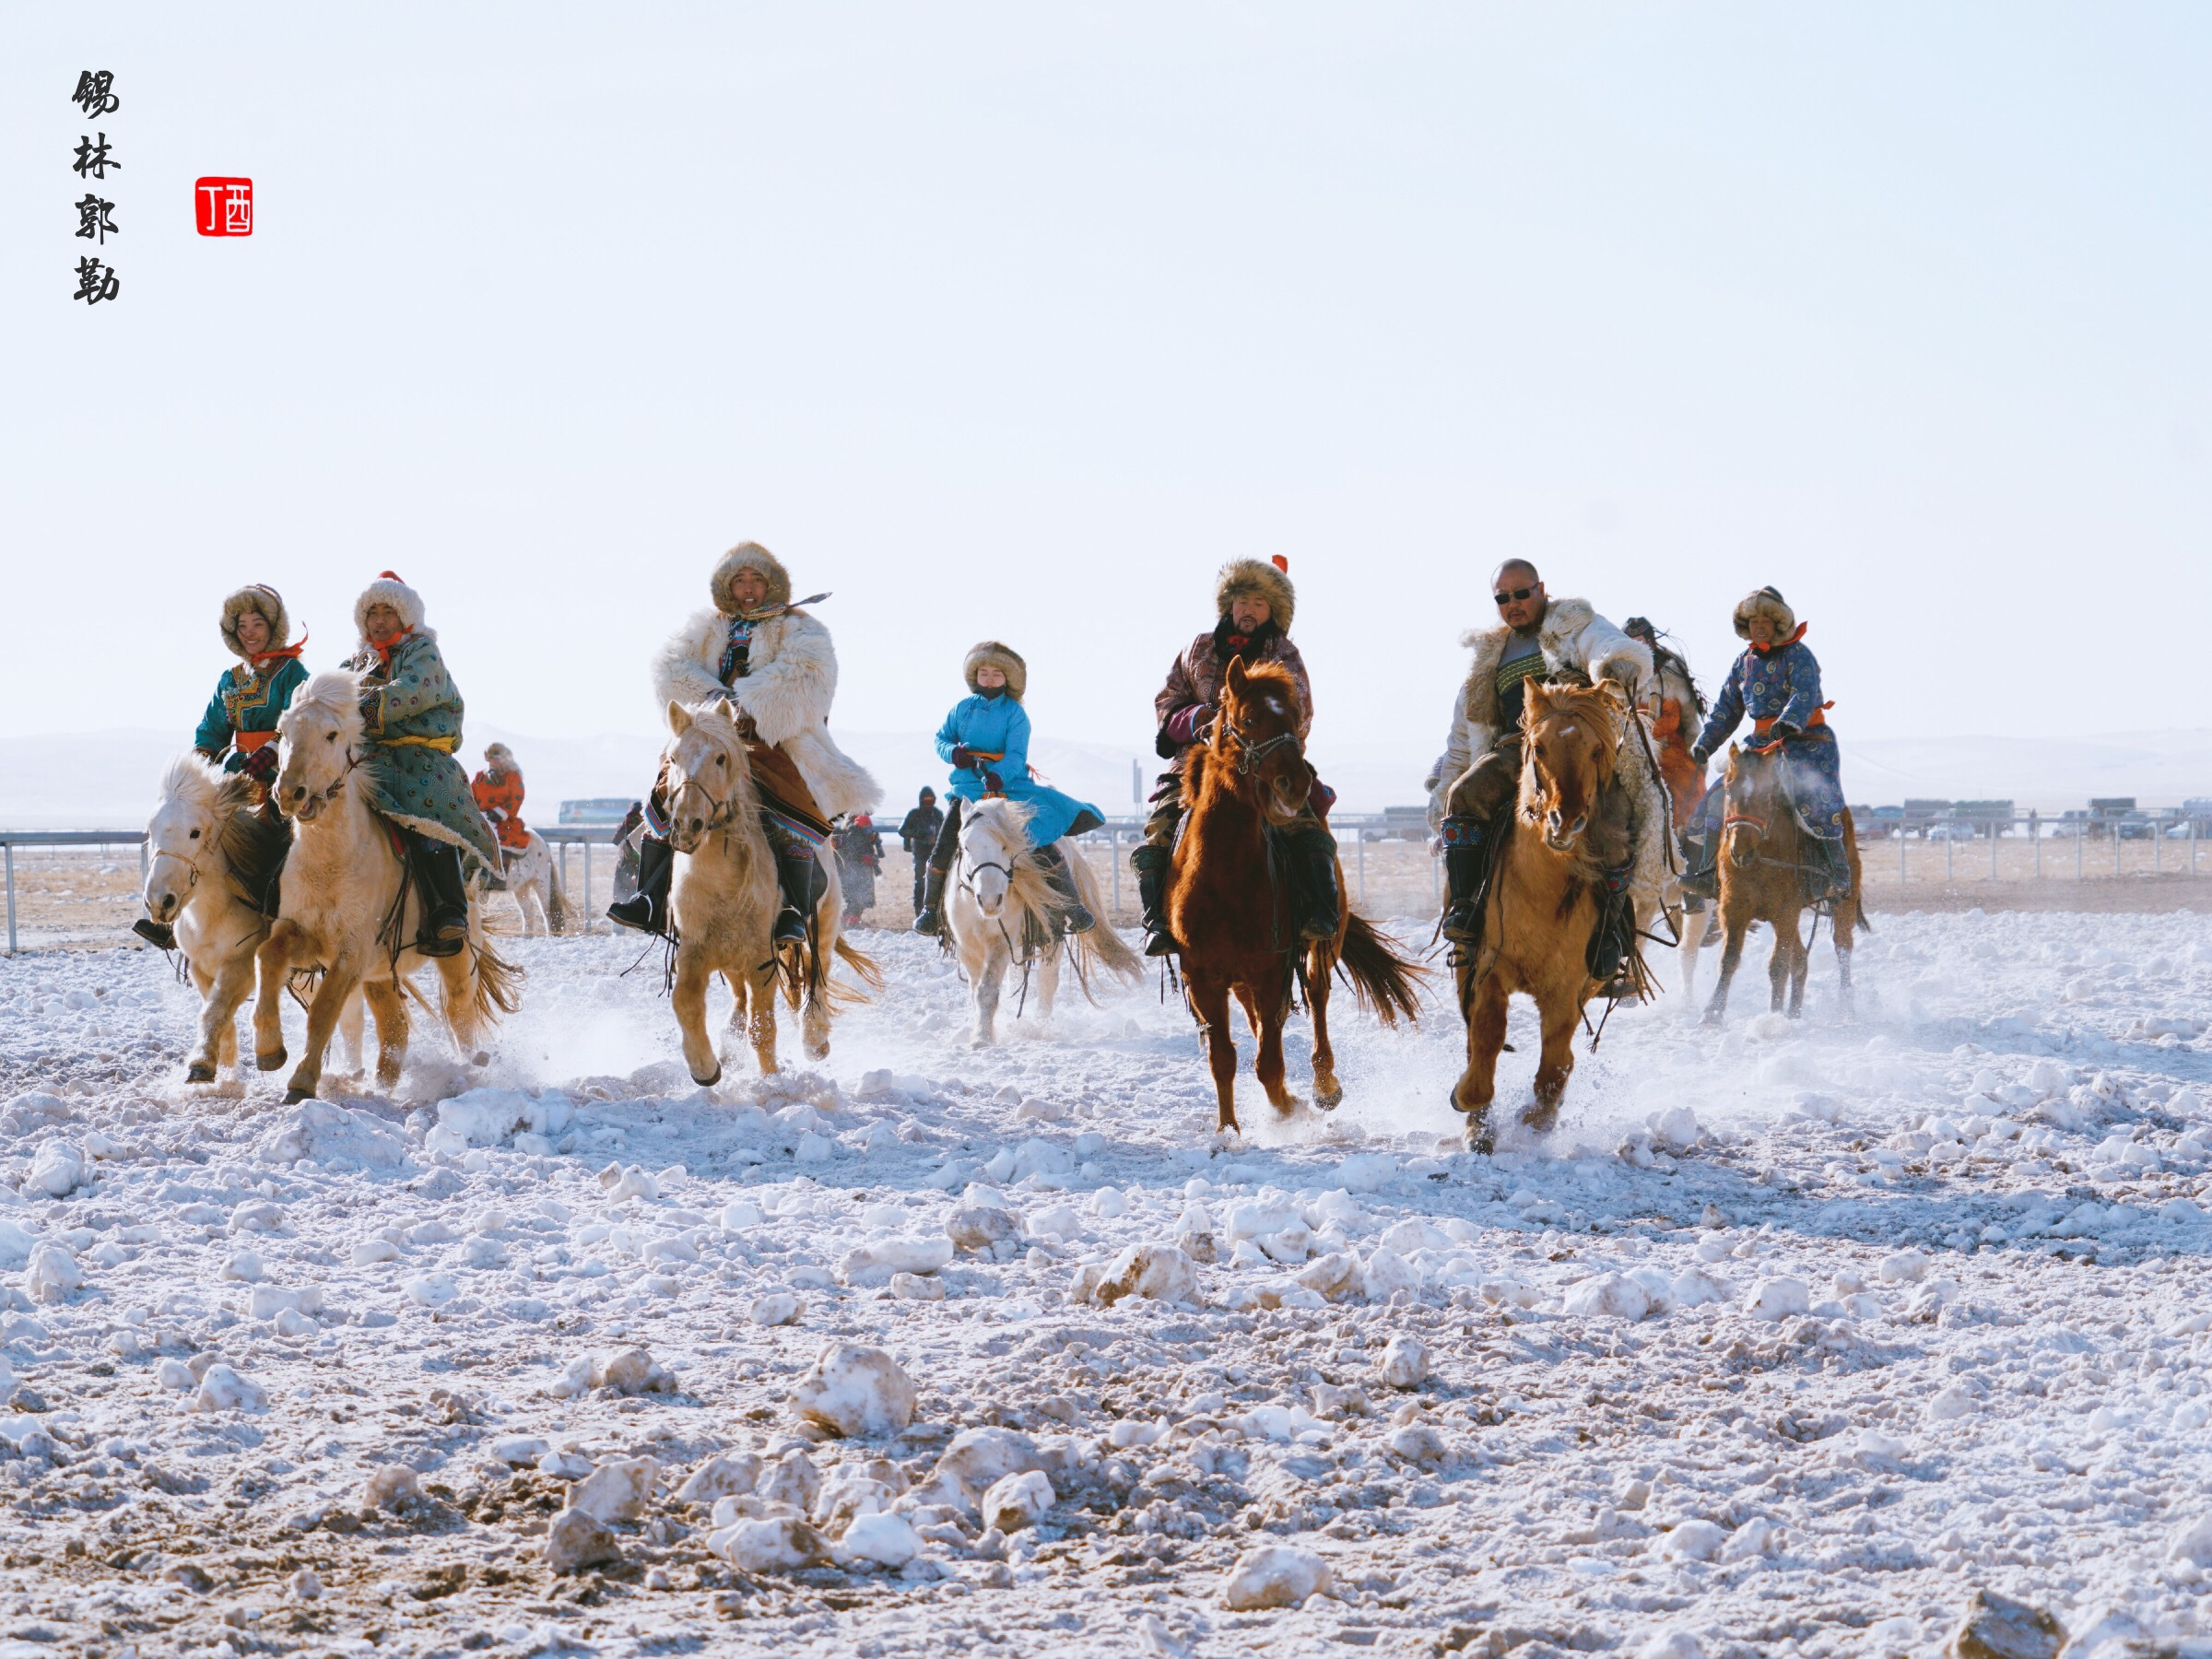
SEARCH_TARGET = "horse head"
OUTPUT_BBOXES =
[144,755,248,924]
[663,699,757,854]
[959,797,1033,920]
[1214,658,1314,826]
[1521,679,1621,853]
[275,672,368,824]
[1720,742,1786,868]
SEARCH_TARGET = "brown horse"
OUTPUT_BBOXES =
[1168,657,1423,1135]
[1451,679,1645,1151]
[1700,742,1864,1024]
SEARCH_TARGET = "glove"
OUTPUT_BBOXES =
[982,771,1005,794]
[241,746,280,784]
[949,745,977,770]
[1164,703,1212,746]
[1770,722,1801,740]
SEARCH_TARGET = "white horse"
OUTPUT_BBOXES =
[661,700,880,1084]
[143,756,364,1085]
[945,798,1140,1045]
[256,673,519,1101]
[497,831,570,935]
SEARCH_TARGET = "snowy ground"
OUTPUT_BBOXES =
[1,909,2210,1659]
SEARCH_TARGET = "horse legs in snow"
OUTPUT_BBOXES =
[1187,972,1241,1135]
[1308,942,1343,1110]
[746,971,780,1074]
[672,947,722,1087]
[1678,910,1708,1012]
[971,941,1005,1046]
[1526,993,1580,1130]
[1834,942,1855,1021]
[188,954,255,1084]
[253,919,302,1072]
[433,949,493,1065]
[515,877,547,937]
[1243,980,1298,1114]
[1452,971,1510,1149]
[362,978,409,1089]
[1788,921,1811,1018]
[284,959,359,1103]
[1034,946,1061,1025]
[1702,914,1750,1025]
[335,989,367,1076]
[1769,909,1804,1016]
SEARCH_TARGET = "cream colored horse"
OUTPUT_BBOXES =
[946,798,1139,1045]
[255,673,519,1102]
[662,700,878,1085]
[143,756,363,1084]
[498,830,569,935]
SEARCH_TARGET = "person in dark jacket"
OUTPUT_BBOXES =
[897,788,943,914]
[835,814,883,924]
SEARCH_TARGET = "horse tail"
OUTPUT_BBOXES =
[468,935,524,1022]
[1333,912,1426,1027]
[543,838,570,934]
[1065,846,1143,984]
[828,935,884,1005]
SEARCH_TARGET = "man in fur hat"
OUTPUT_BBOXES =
[471,743,531,869]
[344,572,503,957]
[1427,560,1655,965]
[608,541,880,947]
[1134,557,1339,959]
[1688,585,1851,900]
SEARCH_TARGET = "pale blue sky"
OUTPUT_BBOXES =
[4,5,2206,770]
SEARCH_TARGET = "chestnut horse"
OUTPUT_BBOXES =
[1169,657,1423,1135]
[1700,742,1864,1024]
[1452,679,1651,1151]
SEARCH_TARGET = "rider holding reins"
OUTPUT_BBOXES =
[1133,558,1341,959]
[912,641,1105,936]
[1688,586,1852,900]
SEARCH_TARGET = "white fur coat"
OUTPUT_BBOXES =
[653,607,880,820]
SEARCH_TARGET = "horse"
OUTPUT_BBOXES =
[1451,679,1662,1151]
[945,797,1141,1044]
[255,672,521,1101]
[143,755,365,1085]
[496,830,570,936]
[661,700,881,1085]
[1699,742,1865,1024]
[1170,657,1424,1135]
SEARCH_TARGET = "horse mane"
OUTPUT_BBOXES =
[159,752,288,892]
[286,670,369,745]
[1519,677,1624,746]
[964,797,1054,916]
[1185,659,1301,813]
[158,753,227,817]
[679,700,766,828]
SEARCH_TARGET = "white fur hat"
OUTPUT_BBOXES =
[711,542,793,617]
[354,571,429,641]
[219,584,291,660]
[1733,586,1796,641]
[1216,556,1296,633]
[963,641,1028,701]
[483,742,515,765]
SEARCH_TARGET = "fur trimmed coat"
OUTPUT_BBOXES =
[1153,624,1313,772]
[653,606,880,821]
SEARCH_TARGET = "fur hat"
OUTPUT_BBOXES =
[1216,556,1295,633]
[219,584,291,660]
[710,541,792,617]
[355,571,428,641]
[962,641,1028,701]
[484,742,515,766]
[1733,586,1796,641]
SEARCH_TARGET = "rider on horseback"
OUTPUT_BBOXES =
[1133,558,1340,959]
[1429,561,1654,970]
[1688,586,1852,901]
[135,584,310,951]
[608,542,879,947]
[471,743,532,871]
[1624,616,1711,904]
[344,572,504,959]
[912,642,1106,936]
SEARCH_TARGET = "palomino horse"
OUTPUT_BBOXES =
[497,830,570,936]
[1452,679,1657,1151]
[256,673,520,1101]
[1700,743,1864,1024]
[1170,658,1423,1135]
[143,756,363,1085]
[946,797,1141,1044]
[661,700,880,1084]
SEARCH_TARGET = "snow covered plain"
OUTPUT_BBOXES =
[1,909,2210,1659]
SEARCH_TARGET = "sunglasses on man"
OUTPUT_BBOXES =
[1493,585,1536,606]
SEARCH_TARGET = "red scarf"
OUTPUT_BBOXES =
[246,628,309,669]
[368,626,414,671]
[1751,621,1808,654]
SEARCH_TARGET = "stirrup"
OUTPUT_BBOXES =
[606,895,665,937]
[132,918,176,951]
[773,907,808,947]
[417,914,468,959]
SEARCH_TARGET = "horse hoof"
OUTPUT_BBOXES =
[1313,1079,1343,1111]
[804,1042,830,1063]
[257,1048,288,1072]
[1464,1122,1494,1155]
[471,1051,491,1066]
[184,1062,217,1085]
[284,1088,315,1104]
[691,1066,723,1088]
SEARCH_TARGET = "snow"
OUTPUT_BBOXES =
[0,908,2210,1653]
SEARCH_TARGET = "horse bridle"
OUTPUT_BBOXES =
[1223,721,1302,778]
[666,751,742,841]
[294,743,361,818]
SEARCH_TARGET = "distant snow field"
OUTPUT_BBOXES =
[0,909,2210,1657]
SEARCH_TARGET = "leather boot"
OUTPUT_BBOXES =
[1439,815,1496,947]
[774,848,824,948]
[1132,841,1174,958]
[1816,834,1853,900]
[1585,860,1637,985]
[607,834,673,936]
[912,799,964,935]
[1290,826,1341,942]
[1032,842,1096,935]
[406,834,470,958]
[132,918,176,950]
